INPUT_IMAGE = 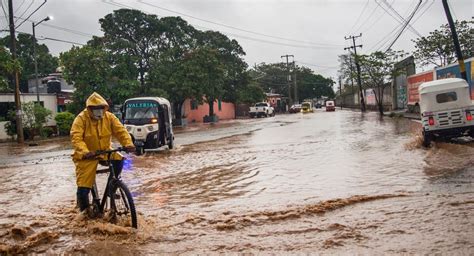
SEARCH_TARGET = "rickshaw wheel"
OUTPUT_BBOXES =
[136,146,144,156]
[168,136,174,149]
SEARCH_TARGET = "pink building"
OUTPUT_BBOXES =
[182,99,235,123]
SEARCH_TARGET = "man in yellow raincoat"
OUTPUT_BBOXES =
[70,92,135,212]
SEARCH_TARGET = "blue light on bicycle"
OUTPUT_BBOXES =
[123,157,133,172]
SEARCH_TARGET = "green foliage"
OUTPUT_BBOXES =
[40,126,54,138]
[0,46,21,92]
[1,34,58,92]
[412,20,473,67]
[236,83,265,104]
[55,111,75,135]
[5,102,52,140]
[357,50,407,114]
[252,63,335,100]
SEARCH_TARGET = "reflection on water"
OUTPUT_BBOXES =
[0,110,473,254]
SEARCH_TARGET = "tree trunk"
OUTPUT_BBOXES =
[138,61,145,88]
[173,100,184,120]
[208,97,215,117]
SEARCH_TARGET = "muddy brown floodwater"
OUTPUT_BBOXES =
[0,110,473,255]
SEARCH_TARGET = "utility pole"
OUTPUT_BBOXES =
[345,49,357,107]
[293,61,298,103]
[339,77,344,110]
[344,34,366,112]
[281,54,294,107]
[442,0,467,82]
[8,0,24,143]
[33,16,52,104]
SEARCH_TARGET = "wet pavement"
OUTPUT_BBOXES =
[0,110,473,254]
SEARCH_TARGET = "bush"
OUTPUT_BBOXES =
[4,102,52,140]
[40,127,54,138]
[55,111,75,135]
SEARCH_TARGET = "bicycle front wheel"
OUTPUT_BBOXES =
[108,180,138,229]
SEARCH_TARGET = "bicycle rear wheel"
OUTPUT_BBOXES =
[108,180,138,228]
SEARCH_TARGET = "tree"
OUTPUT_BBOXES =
[358,50,406,115]
[99,9,164,89]
[197,30,248,104]
[5,102,51,140]
[147,17,200,120]
[412,20,473,67]
[60,45,112,114]
[1,34,58,92]
[236,82,266,104]
[0,46,21,92]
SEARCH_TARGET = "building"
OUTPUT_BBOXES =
[28,72,75,112]
[0,93,58,140]
[182,98,235,123]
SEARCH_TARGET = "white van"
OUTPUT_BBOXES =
[419,78,474,146]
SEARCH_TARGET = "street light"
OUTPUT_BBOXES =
[32,16,53,104]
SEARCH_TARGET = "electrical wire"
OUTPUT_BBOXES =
[15,0,47,29]
[15,0,34,23]
[354,2,382,33]
[384,0,422,52]
[369,1,422,51]
[411,0,435,26]
[16,30,85,45]
[137,0,343,47]
[379,0,423,37]
[0,0,8,28]
[348,0,370,33]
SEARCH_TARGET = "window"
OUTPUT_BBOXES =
[436,92,457,103]
[218,99,222,111]
[191,100,198,110]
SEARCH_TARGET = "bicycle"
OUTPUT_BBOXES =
[88,147,138,229]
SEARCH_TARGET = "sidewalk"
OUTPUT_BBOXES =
[387,109,420,120]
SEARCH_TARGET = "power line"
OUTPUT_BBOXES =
[379,0,423,37]
[354,1,382,33]
[16,30,85,45]
[296,61,339,69]
[349,0,370,33]
[411,0,435,26]
[14,0,34,23]
[384,0,422,52]
[137,0,343,47]
[15,0,46,29]
[369,1,423,51]
[2,15,96,37]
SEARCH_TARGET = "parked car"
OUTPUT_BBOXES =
[315,102,322,109]
[325,100,335,111]
[419,78,474,147]
[289,104,302,113]
[249,102,275,118]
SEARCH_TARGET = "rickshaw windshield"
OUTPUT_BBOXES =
[124,101,159,119]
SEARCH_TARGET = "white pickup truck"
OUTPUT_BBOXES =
[419,78,474,147]
[249,102,275,118]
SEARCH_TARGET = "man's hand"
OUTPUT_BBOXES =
[83,152,95,159]
[125,146,136,153]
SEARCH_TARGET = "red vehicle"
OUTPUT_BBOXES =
[325,101,335,111]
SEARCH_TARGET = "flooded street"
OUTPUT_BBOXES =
[1,110,473,254]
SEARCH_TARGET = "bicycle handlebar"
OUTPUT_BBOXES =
[93,147,129,157]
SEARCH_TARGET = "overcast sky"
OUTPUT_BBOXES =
[1,0,472,80]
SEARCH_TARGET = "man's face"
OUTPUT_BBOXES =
[88,106,105,120]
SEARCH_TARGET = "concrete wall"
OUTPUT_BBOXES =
[183,99,235,123]
[0,122,8,140]
[0,93,58,127]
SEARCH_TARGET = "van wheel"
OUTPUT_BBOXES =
[422,131,432,147]
[168,135,174,149]
[135,146,144,156]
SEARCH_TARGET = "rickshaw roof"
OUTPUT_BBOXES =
[124,97,171,107]
[419,78,468,95]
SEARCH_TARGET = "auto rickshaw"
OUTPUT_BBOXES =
[301,101,314,113]
[122,97,174,155]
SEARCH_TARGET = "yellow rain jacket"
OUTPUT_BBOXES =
[70,92,133,188]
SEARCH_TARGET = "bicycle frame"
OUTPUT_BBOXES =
[91,151,120,214]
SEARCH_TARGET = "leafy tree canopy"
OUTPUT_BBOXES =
[412,20,473,67]
[0,33,58,92]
